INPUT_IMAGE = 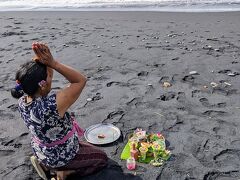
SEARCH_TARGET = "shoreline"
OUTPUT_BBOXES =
[0,2,240,12]
[1,10,240,17]
[0,8,240,12]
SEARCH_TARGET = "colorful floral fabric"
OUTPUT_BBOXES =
[18,92,79,168]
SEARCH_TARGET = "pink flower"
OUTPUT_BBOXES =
[156,132,164,139]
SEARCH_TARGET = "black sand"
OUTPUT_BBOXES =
[0,11,240,180]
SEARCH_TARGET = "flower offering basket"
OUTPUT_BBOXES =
[120,129,171,166]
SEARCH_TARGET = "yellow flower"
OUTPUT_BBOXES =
[152,144,161,151]
[141,142,150,148]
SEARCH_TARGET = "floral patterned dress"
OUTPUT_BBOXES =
[18,92,79,168]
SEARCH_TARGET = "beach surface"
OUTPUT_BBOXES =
[0,11,240,180]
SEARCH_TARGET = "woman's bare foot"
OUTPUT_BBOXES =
[56,170,76,180]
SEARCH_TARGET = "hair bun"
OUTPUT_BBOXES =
[11,88,24,98]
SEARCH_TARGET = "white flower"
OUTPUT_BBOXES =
[45,127,63,141]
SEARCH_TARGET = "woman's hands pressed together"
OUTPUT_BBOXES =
[32,42,56,68]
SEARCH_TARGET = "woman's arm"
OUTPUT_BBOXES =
[52,60,87,117]
[32,42,87,117]
[47,67,54,82]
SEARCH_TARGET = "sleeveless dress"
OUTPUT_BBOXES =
[18,92,79,168]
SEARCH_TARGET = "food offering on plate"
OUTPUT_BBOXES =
[97,134,106,139]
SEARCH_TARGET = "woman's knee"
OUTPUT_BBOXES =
[102,153,108,165]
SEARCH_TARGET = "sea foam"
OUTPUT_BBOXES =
[0,0,240,11]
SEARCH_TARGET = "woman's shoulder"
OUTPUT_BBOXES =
[40,91,58,113]
[41,91,57,103]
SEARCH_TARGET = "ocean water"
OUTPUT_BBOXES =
[0,0,240,12]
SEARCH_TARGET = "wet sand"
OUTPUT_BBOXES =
[0,11,240,179]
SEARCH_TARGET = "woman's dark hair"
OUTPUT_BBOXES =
[11,61,47,98]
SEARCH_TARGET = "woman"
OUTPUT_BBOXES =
[12,42,107,180]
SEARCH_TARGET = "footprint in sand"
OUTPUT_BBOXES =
[176,92,186,102]
[1,132,28,149]
[218,69,231,74]
[0,149,15,156]
[102,110,125,124]
[145,84,155,95]
[137,71,148,77]
[106,81,130,87]
[7,104,18,112]
[126,97,143,107]
[158,92,176,101]
[199,98,227,108]
[203,170,240,180]
[199,98,211,107]
[212,84,238,96]
[202,110,227,117]
[182,75,195,83]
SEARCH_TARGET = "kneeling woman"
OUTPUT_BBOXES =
[12,42,107,180]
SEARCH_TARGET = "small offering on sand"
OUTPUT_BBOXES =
[98,134,106,139]
[121,129,171,167]
[163,82,171,88]
[126,157,136,170]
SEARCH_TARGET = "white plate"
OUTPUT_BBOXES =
[84,123,121,145]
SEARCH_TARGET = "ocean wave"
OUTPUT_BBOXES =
[0,0,240,12]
